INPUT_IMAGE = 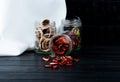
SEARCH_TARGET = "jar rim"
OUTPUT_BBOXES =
[49,34,72,56]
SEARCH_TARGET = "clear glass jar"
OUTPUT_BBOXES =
[34,19,56,54]
[49,31,79,56]
[60,16,81,32]
[60,16,81,49]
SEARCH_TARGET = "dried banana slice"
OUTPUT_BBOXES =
[44,38,50,49]
[39,37,50,52]
[39,37,46,50]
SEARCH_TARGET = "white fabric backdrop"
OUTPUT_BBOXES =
[0,0,66,56]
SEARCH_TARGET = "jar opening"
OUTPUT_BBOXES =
[49,34,72,56]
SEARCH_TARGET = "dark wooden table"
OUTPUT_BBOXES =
[0,46,120,82]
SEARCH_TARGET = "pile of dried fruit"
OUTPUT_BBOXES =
[42,56,79,69]
[41,31,80,69]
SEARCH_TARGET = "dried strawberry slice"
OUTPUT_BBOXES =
[66,60,73,66]
[65,56,73,61]
[55,51,65,55]
[52,57,59,62]
[45,64,51,68]
[52,59,58,63]
[42,56,50,62]
[50,62,58,65]
[51,65,59,69]
[61,38,69,44]
[52,45,58,51]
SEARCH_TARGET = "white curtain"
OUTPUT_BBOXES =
[0,0,66,56]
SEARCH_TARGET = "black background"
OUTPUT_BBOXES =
[66,0,120,46]
[65,0,120,82]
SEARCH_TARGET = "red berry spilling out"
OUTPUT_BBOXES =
[42,55,80,69]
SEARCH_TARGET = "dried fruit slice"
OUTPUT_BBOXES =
[42,56,50,62]
[51,65,59,69]
[45,64,51,68]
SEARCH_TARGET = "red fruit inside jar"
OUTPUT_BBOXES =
[50,34,72,56]
[64,31,79,48]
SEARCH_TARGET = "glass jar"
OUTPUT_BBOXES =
[60,16,81,32]
[49,31,79,56]
[60,16,81,49]
[34,19,56,54]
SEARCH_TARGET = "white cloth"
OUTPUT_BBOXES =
[0,0,66,56]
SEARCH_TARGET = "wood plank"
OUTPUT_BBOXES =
[0,72,118,82]
[0,59,119,66]
[0,72,86,80]
[0,79,87,82]
[0,65,82,73]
